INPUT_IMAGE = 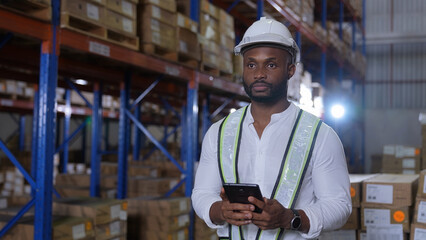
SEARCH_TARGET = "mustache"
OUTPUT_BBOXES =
[249,80,272,89]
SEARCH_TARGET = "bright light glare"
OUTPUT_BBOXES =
[75,79,88,85]
[331,104,345,119]
[230,108,236,113]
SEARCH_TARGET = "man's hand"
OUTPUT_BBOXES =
[247,197,310,233]
[247,196,293,230]
[210,188,254,226]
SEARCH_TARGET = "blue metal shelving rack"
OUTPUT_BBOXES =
[0,1,368,239]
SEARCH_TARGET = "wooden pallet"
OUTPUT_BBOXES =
[176,52,199,69]
[0,0,51,22]
[106,28,139,51]
[200,62,220,77]
[142,43,177,62]
[61,13,107,39]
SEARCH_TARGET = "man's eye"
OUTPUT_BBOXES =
[267,63,276,68]
[247,64,255,68]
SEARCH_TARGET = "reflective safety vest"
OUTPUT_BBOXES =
[218,106,322,240]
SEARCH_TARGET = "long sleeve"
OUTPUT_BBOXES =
[298,125,352,239]
[191,121,226,229]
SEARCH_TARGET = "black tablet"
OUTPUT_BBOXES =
[223,183,264,213]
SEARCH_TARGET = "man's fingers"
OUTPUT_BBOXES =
[248,196,265,211]
[220,188,228,201]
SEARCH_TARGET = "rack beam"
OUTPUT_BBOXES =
[0,8,50,40]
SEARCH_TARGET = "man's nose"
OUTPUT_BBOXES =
[254,67,266,79]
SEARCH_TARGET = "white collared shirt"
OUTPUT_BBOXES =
[192,103,352,239]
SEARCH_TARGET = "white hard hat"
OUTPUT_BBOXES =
[234,17,300,63]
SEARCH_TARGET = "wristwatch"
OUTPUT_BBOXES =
[290,209,302,231]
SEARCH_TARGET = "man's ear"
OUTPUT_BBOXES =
[287,63,296,79]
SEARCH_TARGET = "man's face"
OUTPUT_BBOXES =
[242,46,295,103]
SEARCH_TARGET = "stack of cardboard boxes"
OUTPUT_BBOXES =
[176,13,201,68]
[105,0,139,49]
[0,215,96,240]
[140,0,177,57]
[199,0,220,73]
[361,174,418,239]
[127,197,190,239]
[411,170,426,240]
[319,174,377,239]
[52,197,128,240]
[218,9,235,77]
[382,145,422,174]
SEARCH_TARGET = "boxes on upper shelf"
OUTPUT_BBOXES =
[61,0,106,24]
[140,4,177,53]
[142,0,176,13]
[177,13,200,62]
[200,0,218,19]
[362,174,418,207]
[105,0,137,19]
[105,9,136,35]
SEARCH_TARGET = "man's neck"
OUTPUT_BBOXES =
[250,99,290,138]
[251,99,290,122]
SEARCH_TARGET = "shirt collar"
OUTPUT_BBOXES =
[245,103,298,125]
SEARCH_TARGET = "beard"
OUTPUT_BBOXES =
[243,78,288,104]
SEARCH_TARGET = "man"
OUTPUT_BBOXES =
[192,17,351,240]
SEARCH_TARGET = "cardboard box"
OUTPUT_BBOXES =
[340,207,359,230]
[127,177,180,196]
[411,223,426,240]
[56,186,117,199]
[106,0,136,19]
[52,197,127,225]
[142,0,176,13]
[177,13,198,33]
[128,197,191,216]
[362,174,418,206]
[142,213,189,232]
[143,4,176,26]
[220,34,235,51]
[177,27,201,61]
[95,220,127,240]
[418,169,426,198]
[141,17,176,51]
[105,9,136,34]
[350,174,378,208]
[200,0,218,18]
[202,50,219,69]
[61,0,106,23]
[0,215,96,240]
[413,198,426,225]
[142,228,188,240]
[319,229,356,240]
[218,8,234,29]
[361,203,411,232]
[200,12,219,43]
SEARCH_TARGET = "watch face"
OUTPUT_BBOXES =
[291,216,301,229]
